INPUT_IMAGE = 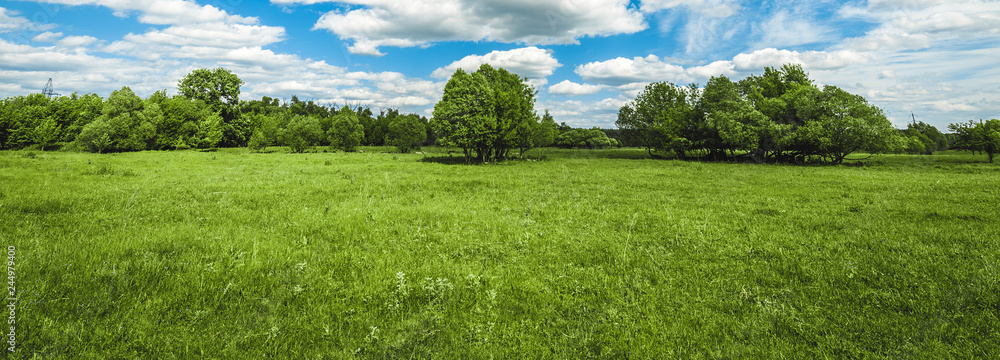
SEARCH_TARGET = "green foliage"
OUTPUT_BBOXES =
[949,119,1000,163]
[247,129,268,152]
[386,114,426,153]
[616,81,699,157]
[533,110,558,148]
[905,121,948,154]
[32,117,62,150]
[555,127,618,149]
[177,68,246,146]
[328,108,365,152]
[619,65,899,164]
[74,86,160,153]
[76,118,113,153]
[279,115,323,153]
[432,64,538,162]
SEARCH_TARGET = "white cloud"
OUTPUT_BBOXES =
[0,8,32,33]
[56,35,98,47]
[576,54,737,86]
[752,11,836,49]
[28,0,258,26]
[431,47,562,86]
[304,0,646,56]
[541,96,632,127]
[639,0,740,18]
[548,80,605,96]
[32,31,63,42]
[731,48,870,72]
[927,101,977,112]
[840,1,1000,52]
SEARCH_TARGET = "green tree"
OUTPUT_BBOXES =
[949,119,1000,163]
[32,117,62,150]
[616,82,699,158]
[328,108,365,152]
[533,110,558,148]
[76,118,112,153]
[790,86,899,164]
[432,64,537,162]
[279,115,323,153]
[177,68,246,146]
[386,114,426,153]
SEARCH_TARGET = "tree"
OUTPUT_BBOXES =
[789,86,898,164]
[279,115,323,153]
[616,82,699,158]
[432,64,538,162]
[328,108,365,152]
[533,110,558,148]
[177,68,246,146]
[949,119,1000,163]
[386,114,426,153]
[905,121,948,154]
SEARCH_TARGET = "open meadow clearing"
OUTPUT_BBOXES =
[2,148,999,358]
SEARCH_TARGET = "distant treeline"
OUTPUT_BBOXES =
[612,64,1000,164]
[1,66,997,163]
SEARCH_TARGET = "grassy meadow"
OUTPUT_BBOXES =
[1,147,998,358]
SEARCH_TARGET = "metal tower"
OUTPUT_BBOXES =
[41,78,60,98]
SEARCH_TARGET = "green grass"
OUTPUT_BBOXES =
[2,147,998,358]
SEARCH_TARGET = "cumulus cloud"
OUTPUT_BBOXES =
[32,31,63,42]
[840,1,1000,52]
[575,54,738,86]
[431,47,562,86]
[751,11,837,49]
[540,96,632,127]
[639,0,740,18]
[731,48,870,72]
[302,0,646,56]
[548,80,605,96]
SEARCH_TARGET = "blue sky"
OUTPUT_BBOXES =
[1,0,998,129]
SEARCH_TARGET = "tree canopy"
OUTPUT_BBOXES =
[432,64,537,162]
[617,64,899,164]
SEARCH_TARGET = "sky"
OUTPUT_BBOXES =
[0,0,998,129]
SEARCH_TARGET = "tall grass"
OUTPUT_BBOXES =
[1,148,997,358]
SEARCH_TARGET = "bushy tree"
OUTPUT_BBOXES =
[279,115,323,153]
[617,64,899,164]
[556,128,618,149]
[616,82,699,158]
[432,64,537,162]
[386,114,426,153]
[177,68,246,146]
[74,86,159,152]
[532,110,558,148]
[328,108,365,152]
[949,119,1000,163]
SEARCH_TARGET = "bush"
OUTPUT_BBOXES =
[386,114,426,153]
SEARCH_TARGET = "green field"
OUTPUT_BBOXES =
[2,148,998,358]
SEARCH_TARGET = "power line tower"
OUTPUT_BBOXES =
[41,78,60,98]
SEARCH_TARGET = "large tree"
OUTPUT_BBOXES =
[432,64,538,162]
[616,82,699,158]
[177,68,247,147]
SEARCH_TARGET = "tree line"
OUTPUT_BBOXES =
[615,64,997,164]
[0,68,437,154]
[2,65,996,163]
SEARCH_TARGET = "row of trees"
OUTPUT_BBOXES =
[2,65,994,163]
[0,68,433,153]
[617,64,906,164]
